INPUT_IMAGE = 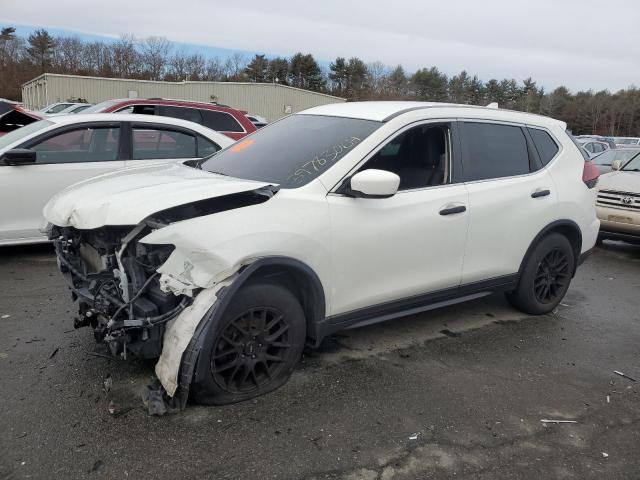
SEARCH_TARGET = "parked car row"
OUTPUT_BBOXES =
[3,99,638,409]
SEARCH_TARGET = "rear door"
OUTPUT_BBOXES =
[460,121,558,284]
[0,122,125,243]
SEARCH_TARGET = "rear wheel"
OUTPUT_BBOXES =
[191,281,306,405]
[506,233,575,315]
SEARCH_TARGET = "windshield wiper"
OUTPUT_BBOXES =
[208,171,229,176]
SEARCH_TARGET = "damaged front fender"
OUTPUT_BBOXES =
[155,276,237,396]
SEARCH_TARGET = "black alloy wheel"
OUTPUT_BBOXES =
[211,307,291,393]
[506,233,575,315]
[191,281,306,405]
[533,248,571,304]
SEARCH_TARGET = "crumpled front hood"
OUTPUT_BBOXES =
[43,162,272,229]
[598,171,640,194]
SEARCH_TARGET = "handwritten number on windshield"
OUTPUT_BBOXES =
[286,137,361,185]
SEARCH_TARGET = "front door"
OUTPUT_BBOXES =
[327,122,469,316]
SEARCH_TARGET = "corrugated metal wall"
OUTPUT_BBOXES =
[22,74,345,121]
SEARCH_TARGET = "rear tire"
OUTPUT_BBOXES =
[506,233,575,315]
[191,281,306,405]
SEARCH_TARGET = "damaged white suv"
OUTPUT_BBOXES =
[45,102,600,408]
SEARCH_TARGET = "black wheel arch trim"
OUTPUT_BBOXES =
[517,219,583,278]
[173,256,326,408]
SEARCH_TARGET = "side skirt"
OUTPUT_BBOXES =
[317,274,519,339]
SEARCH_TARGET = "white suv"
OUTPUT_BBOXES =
[44,102,600,408]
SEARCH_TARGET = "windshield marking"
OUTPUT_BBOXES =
[286,136,362,185]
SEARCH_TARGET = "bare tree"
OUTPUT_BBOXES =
[205,56,224,81]
[366,61,389,97]
[140,36,171,80]
[110,34,141,78]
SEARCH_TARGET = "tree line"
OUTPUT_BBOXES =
[1,27,639,136]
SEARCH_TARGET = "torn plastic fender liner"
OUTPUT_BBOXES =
[155,276,237,396]
[160,256,327,406]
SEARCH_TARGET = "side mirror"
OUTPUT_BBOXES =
[1,148,36,166]
[611,160,622,171]
[348,169,400,198]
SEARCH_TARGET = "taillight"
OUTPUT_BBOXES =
[582,161,600,188]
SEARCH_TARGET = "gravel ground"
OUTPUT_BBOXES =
[0,241,639,479]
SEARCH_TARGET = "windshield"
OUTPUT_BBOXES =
[45,103,73,113]
[616,138,640,145]
[593,149,640,165]
[70,105,91,113]
[622,154,640,171]
[81,100,123,113]
[0,119,53,150]
[200,114,381,188]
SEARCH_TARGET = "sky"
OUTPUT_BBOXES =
[2,0,639,92]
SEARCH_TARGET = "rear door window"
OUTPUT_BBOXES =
[527,128,560,165]
[197,135,220,157]
[29,126,121,163]
[132,127,197,159]
[158,105,203,124]
[460,122,530,181]
[201,110,244,132]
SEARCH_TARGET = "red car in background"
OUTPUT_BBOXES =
[0,101,42,136]
[83,99,257,140]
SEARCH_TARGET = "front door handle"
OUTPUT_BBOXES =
[439,205,466,216]
[531,189,550,199]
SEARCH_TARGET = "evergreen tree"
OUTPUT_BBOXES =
[267,57,289,84]
[289,53,325,91]
[329,57,348,93]
[411,67,448,101]
[27,29,55,73]
[245,54,269,82]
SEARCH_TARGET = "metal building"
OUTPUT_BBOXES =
[21,73,345,121]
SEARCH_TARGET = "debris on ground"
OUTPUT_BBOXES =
[602,452,609,458]
[408,433,420,440]
[1,314,10,319]
[540,419,578,424]
[103,374,112,393]
[88,460,104,473]
[107,401,118,415]
[614,370,636,382]
[49,347,59,359]
[606,395,610,404]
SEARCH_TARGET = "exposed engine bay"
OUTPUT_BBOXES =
[52,223,190,359]
[49,187,277,361]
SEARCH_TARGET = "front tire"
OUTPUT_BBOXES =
[506,233,575,315]
[191,281,306,405]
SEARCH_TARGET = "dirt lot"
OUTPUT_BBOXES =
[0,242,639,480]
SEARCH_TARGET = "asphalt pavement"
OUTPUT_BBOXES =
[0,241,639,479]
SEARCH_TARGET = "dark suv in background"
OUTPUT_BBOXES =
[83,98,257,140]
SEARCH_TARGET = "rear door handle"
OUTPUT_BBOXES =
[531,189,550,198]
[439,205,466,216]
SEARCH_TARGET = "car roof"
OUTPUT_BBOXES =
[44,113,233,145]
[299,101,565,128]
[104,98,244,113]
[47,113,199,126]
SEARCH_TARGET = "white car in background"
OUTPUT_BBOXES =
[46,103,93,116]
[0,114,233,245]
[39,102,87,115]
[43,102,600,407]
